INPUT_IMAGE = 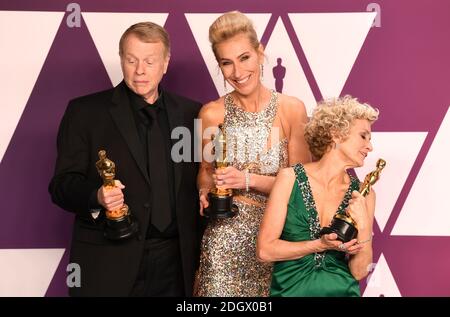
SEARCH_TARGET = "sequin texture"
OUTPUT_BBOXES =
[195,90,288,296]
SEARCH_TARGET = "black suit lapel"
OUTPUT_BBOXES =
[109,82,151,185]
[164,91,184,199]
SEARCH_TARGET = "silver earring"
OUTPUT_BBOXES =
[223,77,228,93]
[260,64,264,81]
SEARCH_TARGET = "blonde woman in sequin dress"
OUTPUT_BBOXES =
[195,11,311,297]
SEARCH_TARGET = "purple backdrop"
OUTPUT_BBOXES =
[0,0,449,296]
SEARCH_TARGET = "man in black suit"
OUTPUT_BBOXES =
[49,22,202,296]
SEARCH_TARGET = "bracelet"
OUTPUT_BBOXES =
[357,235,373,245]
[244,169,250,192]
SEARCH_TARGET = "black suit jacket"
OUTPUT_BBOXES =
[49,81,202,296]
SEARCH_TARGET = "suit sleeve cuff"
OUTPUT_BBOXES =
[88,189,103,219]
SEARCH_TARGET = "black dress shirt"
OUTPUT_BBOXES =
[127,87,177,239]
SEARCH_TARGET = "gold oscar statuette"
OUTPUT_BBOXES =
[320,159,386,242]
[204,124,238,218]
[96,150,138,240]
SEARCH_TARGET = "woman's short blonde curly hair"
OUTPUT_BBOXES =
[305,95,379,159]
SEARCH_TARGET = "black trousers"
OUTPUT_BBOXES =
[130,238,184,296]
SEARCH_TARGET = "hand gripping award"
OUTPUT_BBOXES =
[320,158,386,242]
[95,150,139,240]
[204,124,238,218]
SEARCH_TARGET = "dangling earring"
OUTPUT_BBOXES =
[223,77,228,93]
[334,142,340,150]
[260,64,264,81]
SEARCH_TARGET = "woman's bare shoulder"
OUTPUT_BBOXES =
[277,93,307,118]
[199,97,225,122]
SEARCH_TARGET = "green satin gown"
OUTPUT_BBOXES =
[270,164,361,297]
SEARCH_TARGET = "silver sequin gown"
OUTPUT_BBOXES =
[196,90,288,297]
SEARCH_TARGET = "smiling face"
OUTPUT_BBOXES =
[336,119,374,168]
[215,33,264,96]
[120,34,170,103]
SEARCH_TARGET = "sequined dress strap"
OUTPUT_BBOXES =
[223,90,278,129]
[223,90,287,204]
[292,164,325,267]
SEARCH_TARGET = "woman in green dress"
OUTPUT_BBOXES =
[257,96,379,297]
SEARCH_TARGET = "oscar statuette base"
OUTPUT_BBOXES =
[320,217,358,243]
[204,192,238,219]
[104,204,139,240]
